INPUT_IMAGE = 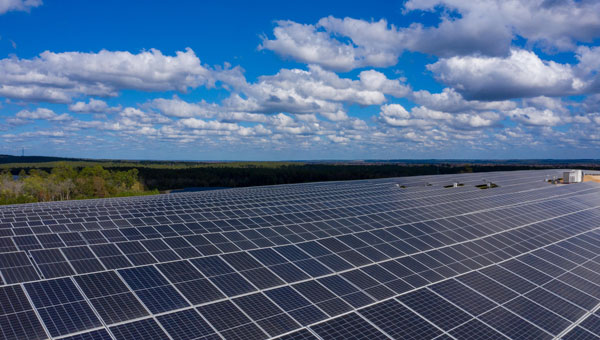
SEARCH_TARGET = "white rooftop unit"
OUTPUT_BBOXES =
[563,170,583,184]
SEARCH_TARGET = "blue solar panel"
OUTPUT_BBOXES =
[0,170,599,339]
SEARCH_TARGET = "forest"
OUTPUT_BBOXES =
[2,155,599,205]
[0,163,157,205]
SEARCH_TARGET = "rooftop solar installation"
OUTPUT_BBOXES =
[1,169,600,339]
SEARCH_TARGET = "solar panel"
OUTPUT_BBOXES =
[1,169,600,339]
[74,271,149,324]
[24,278,102,337]
[157,308,220,340]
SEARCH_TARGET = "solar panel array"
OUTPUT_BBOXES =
[1,169,600,340]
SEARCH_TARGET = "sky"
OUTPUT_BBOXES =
[1,0,600,160]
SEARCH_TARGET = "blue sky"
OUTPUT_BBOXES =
[1,0,600,160]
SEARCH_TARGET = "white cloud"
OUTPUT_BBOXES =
[380,104,410,119]
[118,107,170,125]
[577,46,600,92]
[522,96,568,114]
[261,17,411,72]
[178,118,239,131]
[69,99,120,114]
[142,65,409,123]
[0,0,41,14]
[261,2,600,71]
[379,103,502,130]
[318,110,348,121]
[577,46,600,75]
[508,107,563,126]
[428,49,586,100]
[149,96,215,118]
[411,88,516,112]
[583,94,600,113]
[2,130,66,139]
[260,15,508,71]
[15,107,70,121]
[221,65,409,120]
[217,111,268,123]
[405,0,600,52]
[66,106,172,134]
[453,112,500,128]
[327,135,350,143]
[0,48,212,102]
[237,124,271,136]
[259,20,373,72]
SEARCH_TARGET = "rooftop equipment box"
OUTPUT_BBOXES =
[564,170,583,183]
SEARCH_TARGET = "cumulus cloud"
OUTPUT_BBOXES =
[67,107,171,134]
[411,88,516,112]
[69,99,120,114]
[577,46,600,75]
[2,130,66,139]
[118,107,170,126]
[217,111,269,123]
[178,118,238,131]
[508,107,563,126]
[260,19,403,72]
[0,48,212,103]
[261,15,499,71]
[143,64,410,123]
[0,0,41,14]
[428,49,587,100]
[174,118,274,138]
[15,107,70,121]
[405,0,600,52]
[378,103,502,130]
[582,94,600,113]
[261,1,600,71]
[221,65,409,120]
[149,96,216,118]
[577,46,600,93]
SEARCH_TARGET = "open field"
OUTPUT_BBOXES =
[584,174,600,183]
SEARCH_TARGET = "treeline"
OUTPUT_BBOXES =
[0,163,157,205]
[130,164,555,190]
[4,162,592,195]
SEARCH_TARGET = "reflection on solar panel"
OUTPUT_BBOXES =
[1,169,600,339]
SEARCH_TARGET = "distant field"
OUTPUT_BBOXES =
[0,160,300,169]
[0,155,300,169]
[584,175,600,183]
